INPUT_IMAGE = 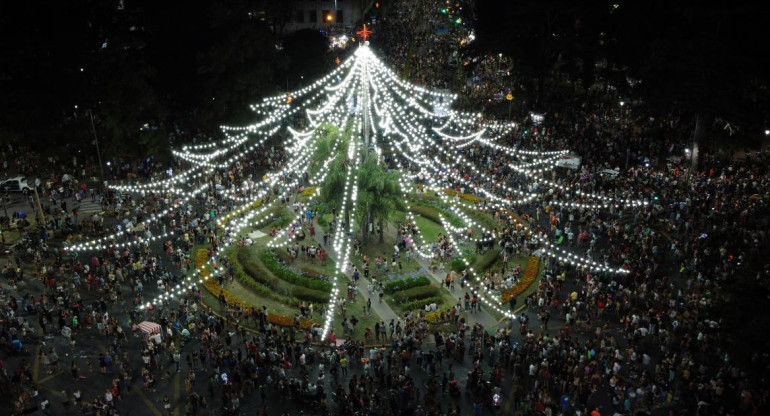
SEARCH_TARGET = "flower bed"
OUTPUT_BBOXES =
[195,249,320,330]
[424,308,454,324]
[300,187,317,196]
[443,189,484,203]
[501,256,540,303]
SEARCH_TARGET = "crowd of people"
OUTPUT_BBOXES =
[0,2,768,416]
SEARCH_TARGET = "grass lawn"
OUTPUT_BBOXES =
[414,215,442,242]
[329,284,383,344]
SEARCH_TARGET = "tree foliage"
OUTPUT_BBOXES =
[0,0,331,161]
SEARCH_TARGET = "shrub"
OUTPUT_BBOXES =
[316,217,328,227]
[384,275,431,294]
[399,296,444,312]
[292,286,331,303]
[392,285,440,303]
[449,257,467,272]
[424,308,454,324]
[410,205,441,224]
[235,249,288,294]
[259,249,332,291]
[196,249,311,327]
[411,202,463,227]
[227,249,298,305]
[473,249,500,271]
[271,214,293,228]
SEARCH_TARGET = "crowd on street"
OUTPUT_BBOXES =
[0,2,769,416]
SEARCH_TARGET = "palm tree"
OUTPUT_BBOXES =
[317,123,352,227]
[356,155,406,243]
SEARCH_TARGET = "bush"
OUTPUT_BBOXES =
[392,285,440,303]
[228,249,299,306]
[292,286,331,303]
[259,249,333,291]
[384,275,431,294]
[271,214,293,228]
[449,257,467,272]
[473,249,500,271]
[411,202,463,227]
[399,296,443,312]
[410,205,441,224]
[233,249,286,294]
[316,214,329,227]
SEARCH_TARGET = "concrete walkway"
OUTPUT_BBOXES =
[412,250,501,330]
[306,222,400,323]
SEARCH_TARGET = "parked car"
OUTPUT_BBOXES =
[0,177,31,193]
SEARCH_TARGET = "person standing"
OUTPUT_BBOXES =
[339,355,348,377]
[71,361,80,381]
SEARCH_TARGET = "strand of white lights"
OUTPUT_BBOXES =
[109,165,204,193]
[263,119,349,247]
[415,149,535,208]
[429,190,497,243]
[420,130,534,202]
[264,128,344,249]
[173,133,250,163]
[508,163,647,207]
[176,126,281,169]
[439,214,515,319]
[384,138,435,259]
[221,52,359,134]
[534,234,630,274]
[219,122,329,219]
[261,112,356,245]
[321,124,361,340]
[492,206,629,274]
[67,183,210,252]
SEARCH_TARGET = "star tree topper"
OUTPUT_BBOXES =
[356,24,373,42]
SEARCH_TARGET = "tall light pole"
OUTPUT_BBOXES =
[1,192,7,219]
[33,178,47,230]
[88,109,105,180]
[620,101,628,169]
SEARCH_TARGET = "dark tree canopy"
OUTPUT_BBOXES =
[470,0,770,143]
[282,29,332,90]
[0,0,329,158]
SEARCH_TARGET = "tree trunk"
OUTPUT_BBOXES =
[378,219,384,243]
[691,112,712,172]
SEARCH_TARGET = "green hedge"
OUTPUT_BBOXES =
[384,275,431,294]
[228,250,300,307]
[473,249,500,271]
[292,286,331,303]
[271,214,294,228]
[411,201,463,227]
[399,296,444,312]
[259,249,333,291]
[235,249,286,294]
[450,257,466,272]
[392,285,441,303]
